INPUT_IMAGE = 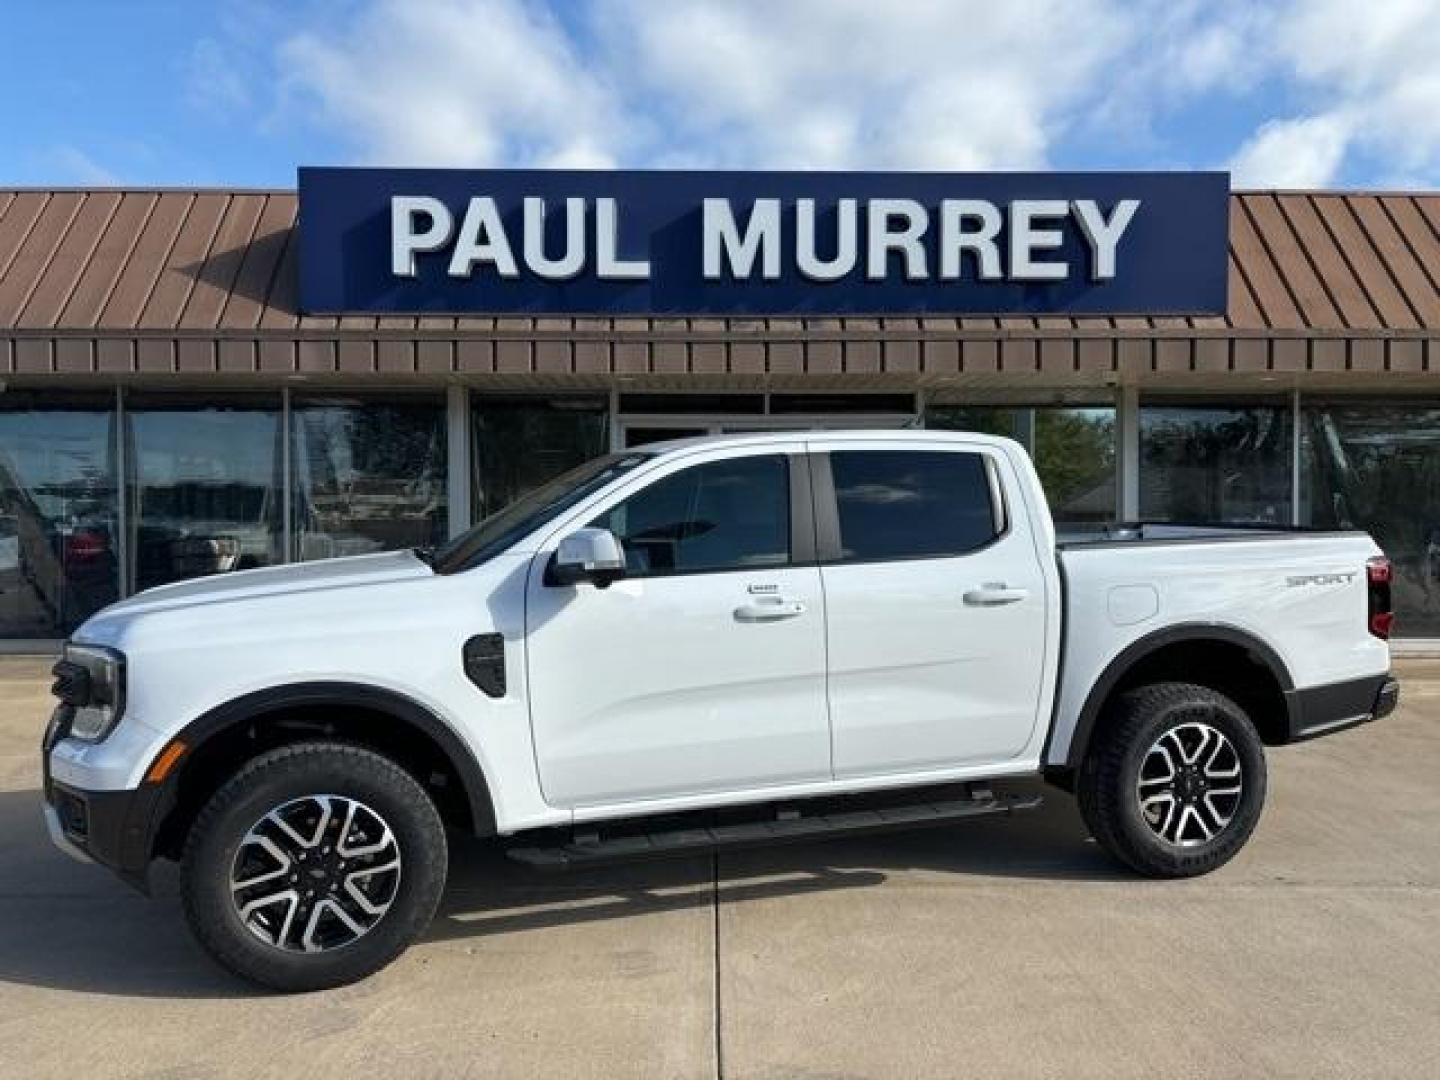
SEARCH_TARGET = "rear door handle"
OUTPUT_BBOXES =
[734,596,807,622]
[963,584,1029,607]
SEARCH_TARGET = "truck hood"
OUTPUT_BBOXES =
[85,550,433,621]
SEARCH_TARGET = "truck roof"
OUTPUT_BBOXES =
[636,428,1021,455]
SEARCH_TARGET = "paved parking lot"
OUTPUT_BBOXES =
[2,656,1438,1079]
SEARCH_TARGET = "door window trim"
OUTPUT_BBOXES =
[810,447,1012,566]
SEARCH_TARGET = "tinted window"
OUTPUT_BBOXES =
[1301,400,1440,636]
[830,450,998,561]
[126,394,283,590]
[0,393,119,636]
[472,396,608,520]
[592,455,790,576]
[1140,402,1292,523]
[292,394,447,560]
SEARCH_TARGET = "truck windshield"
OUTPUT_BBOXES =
[428,452,651,574]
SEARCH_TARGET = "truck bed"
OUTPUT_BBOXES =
[1046,524,1387,767]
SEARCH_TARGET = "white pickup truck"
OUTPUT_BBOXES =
[42,430,1398,990]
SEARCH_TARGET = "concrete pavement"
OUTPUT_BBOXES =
[1,657,1437,1078]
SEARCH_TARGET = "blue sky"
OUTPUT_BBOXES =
[4,0,1438,190]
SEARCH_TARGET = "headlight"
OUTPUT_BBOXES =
[51,643,126,742]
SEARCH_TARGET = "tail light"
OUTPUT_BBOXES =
[1367,556,1393,640]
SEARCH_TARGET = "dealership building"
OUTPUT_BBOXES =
[1,171,1439,646]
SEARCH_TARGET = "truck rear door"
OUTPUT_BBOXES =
[810,440,1051,775]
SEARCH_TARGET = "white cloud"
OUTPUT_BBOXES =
[279,0,620,167]
[1226,0,1440,187]
[222,0,1440,187]
[271,0,1142,172]
[1229,115,1351,188]
[596,0,1133,170]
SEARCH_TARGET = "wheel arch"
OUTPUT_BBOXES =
[147,681,497,863]
[1053,623,1296,784]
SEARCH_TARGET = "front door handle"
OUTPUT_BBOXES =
[734,596,807,622]
[963,584,1029,607]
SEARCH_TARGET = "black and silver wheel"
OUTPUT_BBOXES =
[230,794,402,954]
[181,742,447,991]
[1077,682,1267,878]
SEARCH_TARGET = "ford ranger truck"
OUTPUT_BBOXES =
[41,431,1399,991]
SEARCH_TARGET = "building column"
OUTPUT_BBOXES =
[446,385,472,538]
[114,385,130,594]
[1290,388,1302,526]
[1118,384,1140,521]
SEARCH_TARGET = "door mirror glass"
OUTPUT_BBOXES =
[548,527,627,587]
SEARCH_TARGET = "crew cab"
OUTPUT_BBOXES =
[41,430,1399,990]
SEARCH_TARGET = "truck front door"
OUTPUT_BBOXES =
[524,447,831,808]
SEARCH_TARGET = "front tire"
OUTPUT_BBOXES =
[180,742,447,991]
[1077,682,1267,878]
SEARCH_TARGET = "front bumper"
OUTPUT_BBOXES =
[42,710,158,892]
[1285,671,1399,742]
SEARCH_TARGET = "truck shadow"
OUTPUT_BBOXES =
[430,781,1126,942]
[0,782,1122,998]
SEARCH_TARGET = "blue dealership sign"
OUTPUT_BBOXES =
[297,167,1228,316]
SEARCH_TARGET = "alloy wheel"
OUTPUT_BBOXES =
[1136,721,1243,847]
[229,794,402,953]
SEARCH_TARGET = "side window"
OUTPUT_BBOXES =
[829,450,999,561]
[591,454,791,577]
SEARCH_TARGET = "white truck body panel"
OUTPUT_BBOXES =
[51,430,1391,840]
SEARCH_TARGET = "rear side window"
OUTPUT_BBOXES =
[829,450,999,561]
[590,454,791,577]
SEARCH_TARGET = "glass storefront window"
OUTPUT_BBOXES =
[1139,402,1292,524]
[292,395,447,561]
[925,404,1116,523]
[472,396,609,520]
[1302,400,1440,637]
[0,393,119,637]
[126,394,283,591]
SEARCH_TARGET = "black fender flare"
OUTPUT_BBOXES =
[1056,623,1297,774]
[151,681,497,842]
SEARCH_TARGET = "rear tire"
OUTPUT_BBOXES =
[180,741,447,992]
[1077,682,1267,878]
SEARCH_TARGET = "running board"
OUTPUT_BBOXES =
[506,788,1043,870]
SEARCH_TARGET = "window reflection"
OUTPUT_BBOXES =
[591,455,789,576]
[1303,401,1440,637]
[926,404,1116,522]
[831,450,997,560]
[126,395,283,590]
[473,396,608,519]
[0,395,119,636]
[1140,403,1292,524]
[292,396,447,560]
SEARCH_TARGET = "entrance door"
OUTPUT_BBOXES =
[811,439,1051,775]
[525,446,830,808]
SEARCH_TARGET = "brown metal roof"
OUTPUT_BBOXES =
[1,188,1438,382]
[2,188,1439,333]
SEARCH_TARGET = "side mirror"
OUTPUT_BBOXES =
[547,527,627,587]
